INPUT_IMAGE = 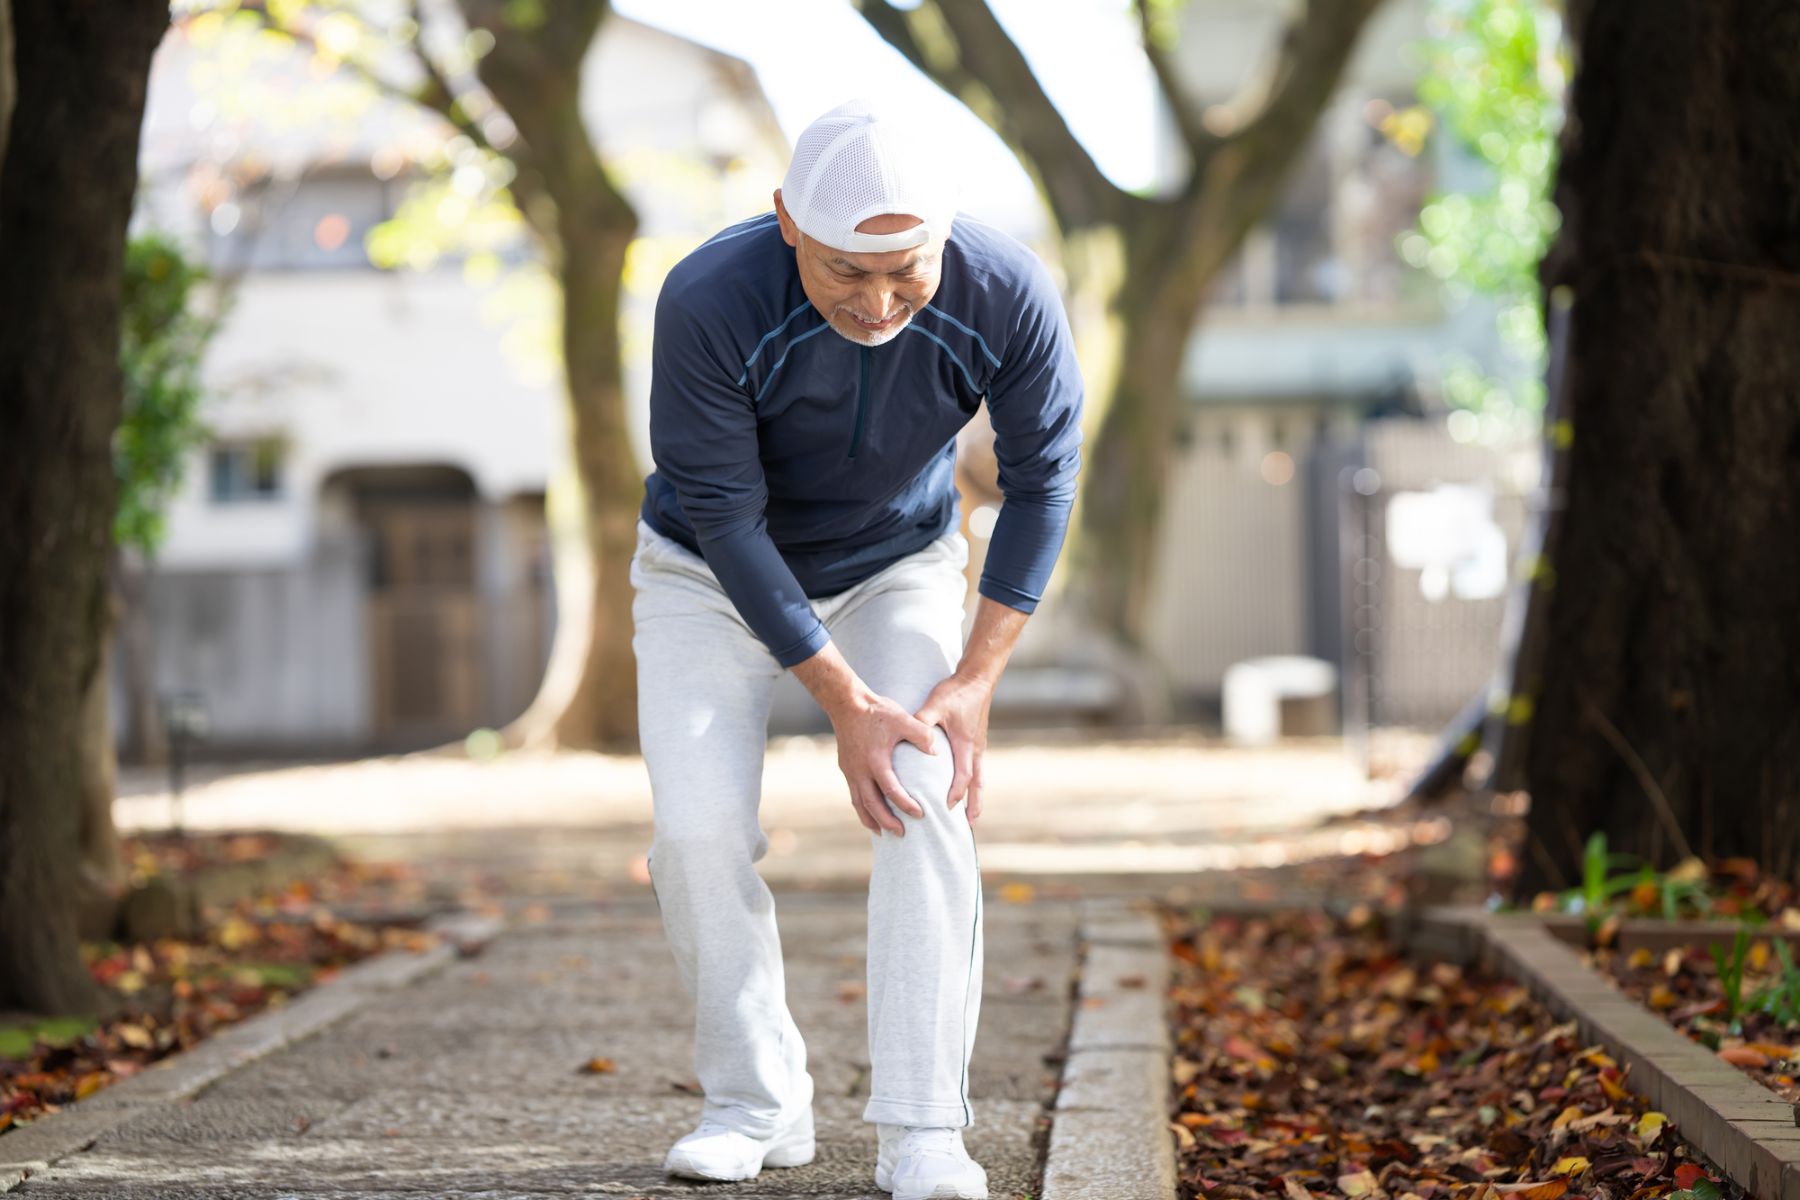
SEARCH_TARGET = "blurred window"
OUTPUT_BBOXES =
[209,172,390,271]
[208,438,286,502]
[1207,89,1434,312]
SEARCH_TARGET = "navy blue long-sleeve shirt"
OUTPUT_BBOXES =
[640,209,1084,668]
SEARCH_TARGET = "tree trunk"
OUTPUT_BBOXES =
[116,558,170,764]
[1069,284,1205,648]
[1517,0,1800,894]
[0,0,169,1014]
[78,576,128,898]
[0,0,14,169]
[461,0,642,752]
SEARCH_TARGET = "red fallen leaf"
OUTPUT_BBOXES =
[1222,1035,1264,1061]
[1673,1164,1713,1190]
[1672,999,1724,1022]
[1719,1045,1771,1068]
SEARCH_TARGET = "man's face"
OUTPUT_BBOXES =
[774,189,945,347]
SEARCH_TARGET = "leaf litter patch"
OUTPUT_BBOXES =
[1165,908,1742,1200]
[1594,934,1800,1104]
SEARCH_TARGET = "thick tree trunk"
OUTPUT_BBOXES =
[1518,0,1800,894]
[544,217,640,749]
[78,581,128,898]
[1070,293,1201,647]
[462,0,641,752]
[0,0,169,1014]
[116,560,170,764]
[0,0,14,168]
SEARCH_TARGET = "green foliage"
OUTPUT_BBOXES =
[1563,832,1639,917]
[1669,1181,1725,1200]
[1557,834,1714,925]
[1710,927,1752,1034]
[115,232,225,555]
[0,1015,99,1062]
[1749,938,1800,1028]
[1399,0,1565,434]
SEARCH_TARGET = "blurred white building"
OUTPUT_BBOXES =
[119,13,790,753]
[123,1,1529,754]
[1130,0,1533,730]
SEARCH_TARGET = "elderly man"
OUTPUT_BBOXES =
[632,98,1083,1199]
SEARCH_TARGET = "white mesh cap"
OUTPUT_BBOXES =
[780,98,957,253]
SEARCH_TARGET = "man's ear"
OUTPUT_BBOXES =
[773,188,799,248]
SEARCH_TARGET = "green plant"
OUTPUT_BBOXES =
[1749,938,1800,1027]
[1561,832,1640,921]
[1711,927,1753,1034]
[116,231,227,555]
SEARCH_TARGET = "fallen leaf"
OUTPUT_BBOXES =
[581,1057,616,1074]
[1549,1156,1589,1176]
[1719,1045,1771,1068]
[1673,1164,1712,1190]
[1494,1181,1568,1200]
[1636,1111,1667,1144]
[1337,1169,1379,1197]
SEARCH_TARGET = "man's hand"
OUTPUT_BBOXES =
[789,596,1029,836]
[914,672,994,827]
[791,641,938,837]
[824,690,940,837]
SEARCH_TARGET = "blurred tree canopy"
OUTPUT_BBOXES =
[857,0,1389,659]
[115,231,224,554]
[1400,0,1565,438]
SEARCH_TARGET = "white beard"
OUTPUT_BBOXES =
[831,308,912,347]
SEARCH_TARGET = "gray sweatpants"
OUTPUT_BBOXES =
[630,517,985,1139]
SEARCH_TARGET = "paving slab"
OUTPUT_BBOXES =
[8,894,1077,1199]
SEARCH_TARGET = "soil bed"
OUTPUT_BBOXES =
[1,849,474,1136]
[1591,940,1800,1104]
[1165,907,1744,1200]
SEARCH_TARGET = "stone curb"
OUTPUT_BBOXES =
[1041,899,1178,1200]
[0,909,503,1193]
[1404,907,1800,1200]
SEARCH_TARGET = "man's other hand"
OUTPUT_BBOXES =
[914,672,994,828]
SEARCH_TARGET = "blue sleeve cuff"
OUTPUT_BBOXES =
[977,576,1041,613]
[771,620,833,669]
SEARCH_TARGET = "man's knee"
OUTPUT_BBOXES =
[891,725,955,811]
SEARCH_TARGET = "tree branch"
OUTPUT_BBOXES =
[223,0,504,159]
[1211,0,1386,217]
[855,0,1139,233]
[1133,0,1216,165]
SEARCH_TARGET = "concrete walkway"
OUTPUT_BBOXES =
[16,893,1078,1199]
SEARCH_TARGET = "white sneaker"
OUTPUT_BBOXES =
[663,1106,815,1181]
[874,1124,990,1200]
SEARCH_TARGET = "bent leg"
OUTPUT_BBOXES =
[632,531,812,1139]
[827,534,983,1129]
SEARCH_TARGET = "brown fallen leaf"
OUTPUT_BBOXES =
[1285,1178,1319,1200]
[1493,1180,1568,1200]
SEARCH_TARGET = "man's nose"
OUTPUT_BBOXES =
[861,281,897,318]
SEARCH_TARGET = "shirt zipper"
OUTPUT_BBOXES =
[849,345,872,458]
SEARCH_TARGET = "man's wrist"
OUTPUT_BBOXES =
[790,641,873,721]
